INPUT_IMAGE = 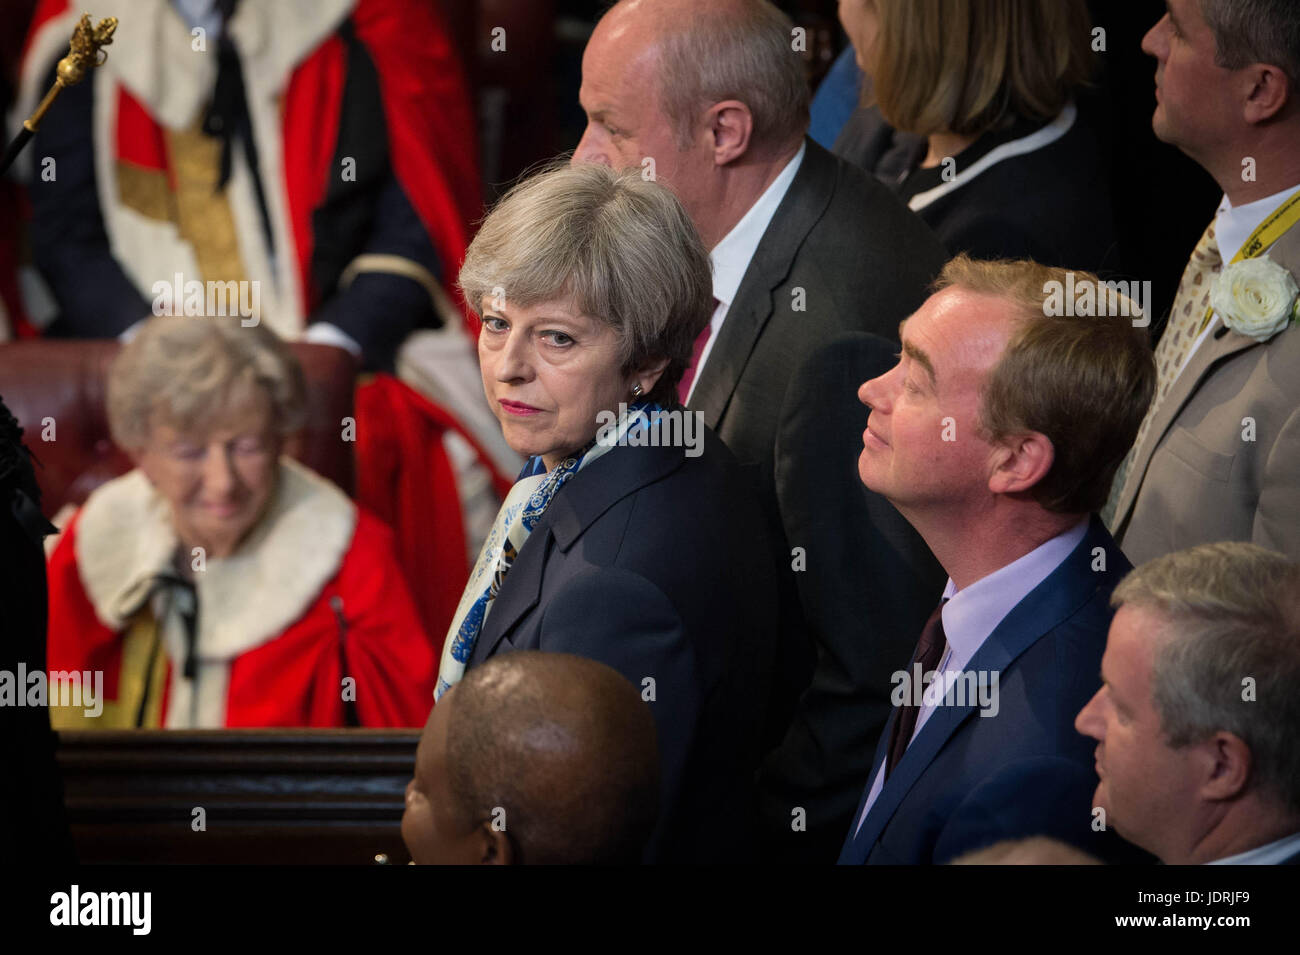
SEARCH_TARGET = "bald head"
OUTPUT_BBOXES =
[424,652,660,865]
[574,0,808,247]
[602,0,809,150]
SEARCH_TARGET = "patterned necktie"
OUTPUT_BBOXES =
[885,600,948,778]
[1108,219,1222,517]
[677,298,720,404]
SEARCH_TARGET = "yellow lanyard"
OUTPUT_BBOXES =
[1200,188,1300,333]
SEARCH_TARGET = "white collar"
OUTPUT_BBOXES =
[74,456,356,660]
[938,518,1090,670]
[709,142,806,308]
[1215,184,1300,262]
[1206,831,1300,865]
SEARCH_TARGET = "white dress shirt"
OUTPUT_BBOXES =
[852,518,1091,837]
[684,143,806,404]
[1207,831,1300,865]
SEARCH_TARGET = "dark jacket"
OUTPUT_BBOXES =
[839,517,1149,865]
[757,332,947,863]
[688,137,947,752]
[0,396,74,863]
[466,428,779,863]
[834,103,1120,275]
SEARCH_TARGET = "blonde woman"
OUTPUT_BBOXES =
[835,0,1117,272]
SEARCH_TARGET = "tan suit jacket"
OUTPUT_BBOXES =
[1114,220,1300,564]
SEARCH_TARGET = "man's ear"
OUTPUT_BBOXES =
[1243,63,1290,124]
[1197,731,1252,803]
[706,100,753,166]
[987,431,1054,496]
[477,821,515,865]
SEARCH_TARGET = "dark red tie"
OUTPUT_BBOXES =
[677,298,720,404]
[885,601,948,778]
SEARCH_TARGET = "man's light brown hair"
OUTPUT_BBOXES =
[935,255,1155,515]
[867,0,1094,138]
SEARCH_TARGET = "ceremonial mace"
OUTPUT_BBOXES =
[1,14,118,175]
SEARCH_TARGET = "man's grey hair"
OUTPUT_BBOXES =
[108,317,306,451]
[459,161,713,406]
[1200,0,1300,84]
[1112,541,1300,814]
[637,0,811,151]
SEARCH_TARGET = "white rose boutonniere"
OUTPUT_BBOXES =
[1210,257,1300,343]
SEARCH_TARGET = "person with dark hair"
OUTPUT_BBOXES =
[402,651,660,865]
[835,0,1118,273]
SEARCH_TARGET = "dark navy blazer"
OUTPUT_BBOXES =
[839,516,1149,865]
[466,427,778,863]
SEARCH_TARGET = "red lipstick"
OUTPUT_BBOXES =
[500,399,542,416]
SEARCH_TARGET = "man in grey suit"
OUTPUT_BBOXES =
[573,0,948,861]
[1109,0,1300,562]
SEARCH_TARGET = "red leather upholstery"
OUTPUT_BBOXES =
[0,340,357,515]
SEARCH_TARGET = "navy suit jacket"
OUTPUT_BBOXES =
[465,429,778,863]
[839,516,1143,865]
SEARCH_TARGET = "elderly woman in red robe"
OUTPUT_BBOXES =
[45,317,436,728]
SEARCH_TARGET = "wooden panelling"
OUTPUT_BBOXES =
[57,729,420,865]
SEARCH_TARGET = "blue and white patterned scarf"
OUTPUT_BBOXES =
[435,401,664,699]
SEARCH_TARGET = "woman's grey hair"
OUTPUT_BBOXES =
[652,0,811,151]
[107,317,307,451]
[1200,0,1300,83]
[458,161,713,406]
[1112,541,1300,815]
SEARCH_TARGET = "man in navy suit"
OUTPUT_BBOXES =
[839,255,1155,865]
[1076,542,1300,866]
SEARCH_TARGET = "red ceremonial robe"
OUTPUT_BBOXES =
[45,458,436,728]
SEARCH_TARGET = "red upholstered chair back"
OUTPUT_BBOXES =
[0,340,357,516]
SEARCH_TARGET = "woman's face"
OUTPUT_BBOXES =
[838,0,880,76]
[135,387,281,560]
[478,296,639,470]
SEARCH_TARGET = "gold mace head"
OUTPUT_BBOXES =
[55,14,118,86]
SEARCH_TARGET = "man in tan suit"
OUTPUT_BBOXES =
[1110,0,1300,563]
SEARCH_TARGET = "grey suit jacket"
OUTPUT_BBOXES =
[1114,219,1300,563]
[687,137,947,743]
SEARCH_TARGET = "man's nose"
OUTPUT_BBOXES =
[573,128,613,168]
[859,373,886,410]
[1074,689,1104,740]
[1141,15,1167,59]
